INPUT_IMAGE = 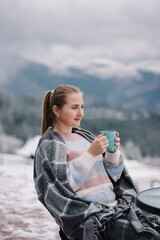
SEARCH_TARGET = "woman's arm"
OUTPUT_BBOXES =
[104,150,124,182]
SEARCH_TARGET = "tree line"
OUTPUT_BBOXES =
[0,92,160,157]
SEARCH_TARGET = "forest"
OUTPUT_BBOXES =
[0,91,160,157]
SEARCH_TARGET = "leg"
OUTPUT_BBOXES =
[59,228,70,240]
[98,217,159,240]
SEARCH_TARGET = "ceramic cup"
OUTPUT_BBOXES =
[100,130,117,151]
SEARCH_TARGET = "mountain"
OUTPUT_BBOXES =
[1,61,160,113]
[0,84,160,157]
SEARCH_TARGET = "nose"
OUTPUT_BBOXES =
[77,107,83,116]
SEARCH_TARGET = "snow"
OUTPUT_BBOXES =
[0,138,160,239]
[0,153,60,240]
[0,133,23,153]
[15,135,40,157]
[125,159,160,190]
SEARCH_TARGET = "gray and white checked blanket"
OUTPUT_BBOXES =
[33,126,160,239]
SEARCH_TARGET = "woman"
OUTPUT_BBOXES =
[34,85,160,240]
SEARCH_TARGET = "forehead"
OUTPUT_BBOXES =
[65,93,83,104]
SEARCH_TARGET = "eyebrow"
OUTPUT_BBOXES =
[71,103,84,107]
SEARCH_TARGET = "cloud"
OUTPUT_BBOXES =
[0,51,27,84]
[17,43,160,79]
[0,0,160,83]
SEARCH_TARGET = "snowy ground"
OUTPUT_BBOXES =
[0,152,160,240]
[0,154,60,240]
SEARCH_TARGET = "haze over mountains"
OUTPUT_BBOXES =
[1,57,160,113]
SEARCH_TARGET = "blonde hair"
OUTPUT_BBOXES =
[41,85,81,135]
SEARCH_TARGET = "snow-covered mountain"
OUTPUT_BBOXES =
[1,60,160,113]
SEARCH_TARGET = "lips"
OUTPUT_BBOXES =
[74,118,81,121]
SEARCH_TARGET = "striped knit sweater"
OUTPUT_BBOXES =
[61,132,124,206]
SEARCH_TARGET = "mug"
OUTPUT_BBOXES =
[100,130,117,151]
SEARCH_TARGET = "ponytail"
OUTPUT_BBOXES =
[41,85,82,135]
[41,91,53,135]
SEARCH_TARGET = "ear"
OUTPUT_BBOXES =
[52,105,60,117]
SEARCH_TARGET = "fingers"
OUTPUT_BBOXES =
[96,134,108,143]
[113,132,120,152]
[96,134,109,152]
[88,133,110,156]
[96,133,104,139]
[114,134,120,152]
[115,141,120,148]
[115,137,120,142]
[110,141,120,153]
[97,135,109,145]
[115,132,120,142]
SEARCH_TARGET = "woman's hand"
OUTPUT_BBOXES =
[87,133,109,157]
[109,132,120,153]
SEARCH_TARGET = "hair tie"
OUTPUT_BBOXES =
[50,89,54,94]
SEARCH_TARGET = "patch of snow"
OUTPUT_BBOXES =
[16,135,40,157]
[0,153,60,240]
[0,134,23,153]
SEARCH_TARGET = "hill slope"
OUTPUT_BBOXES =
[1,61,160,112]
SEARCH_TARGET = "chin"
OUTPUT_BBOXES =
[73,121,81,127]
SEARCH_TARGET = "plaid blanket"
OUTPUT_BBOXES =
[33,127,160,239]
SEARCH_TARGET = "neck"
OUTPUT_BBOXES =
[53,123,72,134]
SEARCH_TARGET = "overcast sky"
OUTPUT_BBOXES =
[0,0,160,83]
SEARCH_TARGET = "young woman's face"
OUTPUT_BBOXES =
[57,93,84,129]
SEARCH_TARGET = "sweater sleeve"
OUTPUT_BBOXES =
[67,151,98,192]
[103,150,124,182]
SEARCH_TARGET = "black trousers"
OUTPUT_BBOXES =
[97,216,160,240]
[59,229,69,240]
[59,217,160,240]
